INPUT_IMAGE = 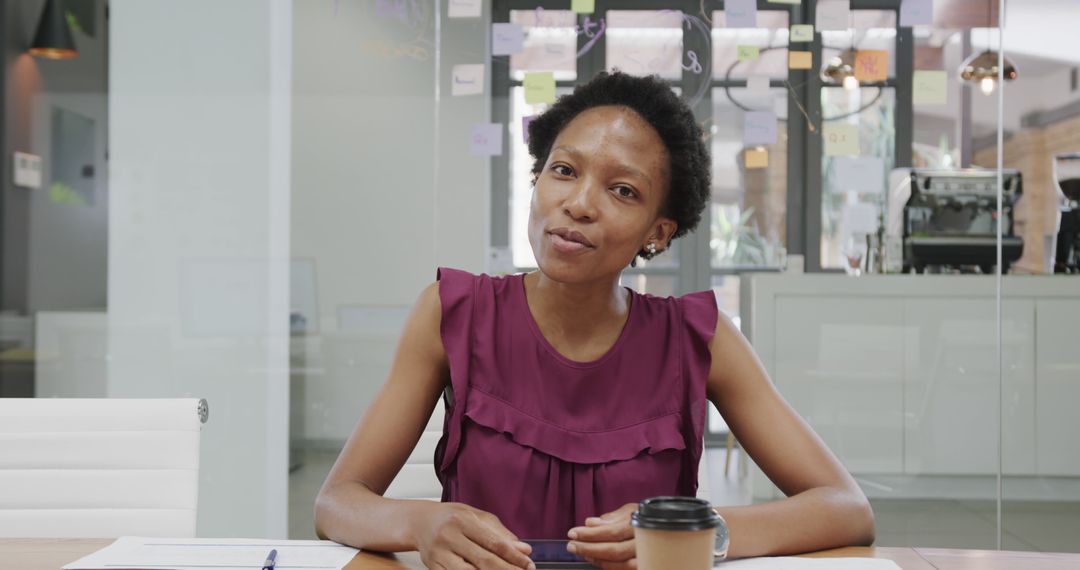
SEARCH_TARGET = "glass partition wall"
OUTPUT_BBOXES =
[3,0,1076,552]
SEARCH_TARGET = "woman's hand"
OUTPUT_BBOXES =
[567,503,639,569]
[411,501,536,570]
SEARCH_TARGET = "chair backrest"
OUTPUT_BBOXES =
[384,403,444,501]
[0,398,207,538]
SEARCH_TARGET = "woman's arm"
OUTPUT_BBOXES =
[708,311,875,557]
[313,282,535,569]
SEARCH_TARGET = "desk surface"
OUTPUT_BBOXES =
[4,539,1080,570]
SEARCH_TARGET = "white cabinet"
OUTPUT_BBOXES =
[902,299,1036,476]
[774,297,905,473]
[1036,300,1080,476]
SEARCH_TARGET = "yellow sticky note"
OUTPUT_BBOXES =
[745,147,769,169]
[854,50,888,82]
[788,51,813,69]
[524,72,556,105]
[823,123,860,156]
[571,0,595,14]
[913,70,948,105]
[737,46,760,61]
[790,24,815,42]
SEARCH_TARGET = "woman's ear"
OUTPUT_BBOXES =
[651,217,678,250]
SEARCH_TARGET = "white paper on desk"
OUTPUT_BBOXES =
[63,536,359,570]
[718,557,901,569]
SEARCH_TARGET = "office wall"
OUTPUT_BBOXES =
[291,1,488,443]
[109,0,291,538]
[2,0,108,314]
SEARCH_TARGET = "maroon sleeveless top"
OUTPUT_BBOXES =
[433,267,718,539]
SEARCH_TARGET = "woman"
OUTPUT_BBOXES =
[315,71,874,570]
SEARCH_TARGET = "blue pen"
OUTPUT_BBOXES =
[261,548,277,570]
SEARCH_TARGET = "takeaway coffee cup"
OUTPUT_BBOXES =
[631,496,727,570]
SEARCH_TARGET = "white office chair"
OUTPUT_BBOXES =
[384,402,445,500]
[0,398,208,538]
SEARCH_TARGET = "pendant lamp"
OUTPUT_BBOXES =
[959,50,1017,95]
[28,0,78,60]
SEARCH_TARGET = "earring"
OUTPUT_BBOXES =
[646,243,657,255]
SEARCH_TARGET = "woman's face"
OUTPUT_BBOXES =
[528,105,677,284]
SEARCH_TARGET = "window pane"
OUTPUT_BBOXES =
[819,87,897,270]
[509,86,574,268]
[606,10,683,80]
[711,10,789,80]
[710,87,788,268]
[511,9,577,81]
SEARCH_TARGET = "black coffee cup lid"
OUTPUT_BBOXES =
[630,496,721,531]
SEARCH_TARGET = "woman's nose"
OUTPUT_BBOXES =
[563,180,599,222]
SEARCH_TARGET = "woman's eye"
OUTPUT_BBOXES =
[614,186,636,198]
[552,164,573,177]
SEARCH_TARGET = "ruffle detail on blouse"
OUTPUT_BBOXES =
[460,388,687,465]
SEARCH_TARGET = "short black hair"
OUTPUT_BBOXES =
[526,71,711,263]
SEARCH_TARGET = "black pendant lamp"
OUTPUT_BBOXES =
[29,0,79,60]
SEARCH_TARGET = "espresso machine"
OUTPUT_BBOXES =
[1053,153,1080,273]
[902,169,1023,274]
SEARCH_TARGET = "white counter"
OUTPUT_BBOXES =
[739,274,1080,501]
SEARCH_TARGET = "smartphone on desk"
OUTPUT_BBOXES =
[524,540,594,569]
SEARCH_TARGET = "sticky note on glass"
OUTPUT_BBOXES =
[492,23,524,56]
[789,51,813,69]
[737,45,760,61]
[746,75,771,99]
[451,64,484,96]
[823,123,860,156]
[790,24,814,42]
[522,115,536,143]
[831,156,885,194]
[744,111,778,146]
[816,0,851,31]
[524,72,556,104]
[900,0,934,27]
[745,147,769,169]
[725,0,758,28]
[448,0,482,19]
[854,50,888,82]
[913,70,947,105]
[571,0,595,14]
[471,123,504,156]
[842,203,880,234]
[768,0,802,4]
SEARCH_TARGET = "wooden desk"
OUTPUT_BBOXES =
[4,538,1080,569]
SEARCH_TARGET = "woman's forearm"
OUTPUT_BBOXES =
[716,486,875,558]
[314,480,432,552]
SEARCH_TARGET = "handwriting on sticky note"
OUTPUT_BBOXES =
[471,123,504,156]
[448,0,482,19]
[524,72,556,105]
[571,0,595,14]
[790,24,815,42]
[738,45,760,61]
[451,64,484,96]
[745,147,769,169]
[913,70,947,105]
[789,51,813,70]
[816,0,851,31]
[855,50,888,82]
[823,123,860,156]
[492,23,524,56]
[725,0,758,28]
[900,0,934,27]
[744,112,778,146]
